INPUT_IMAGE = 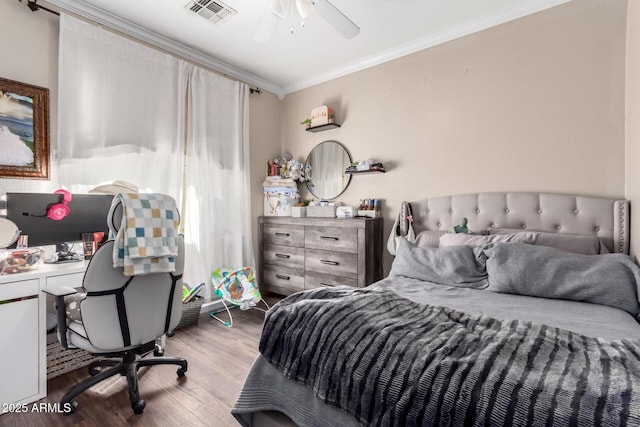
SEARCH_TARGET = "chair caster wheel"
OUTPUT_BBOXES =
[132,400,146,414]
[177,367,186,377]
[63,401,76,415]
[154,344,164,357]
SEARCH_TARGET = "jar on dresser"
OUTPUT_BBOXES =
[258,216,384,295]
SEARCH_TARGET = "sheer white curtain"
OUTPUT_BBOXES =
[57,14,186,197]
[182,66,254,298]
[57,14,254,295]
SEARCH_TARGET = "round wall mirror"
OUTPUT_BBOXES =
[305,141,352,200]
[0,218,20,248]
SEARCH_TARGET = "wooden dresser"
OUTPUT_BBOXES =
[258,216,384,295]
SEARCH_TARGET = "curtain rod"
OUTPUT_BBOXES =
[19,0,60,16]
[19,0,263,95]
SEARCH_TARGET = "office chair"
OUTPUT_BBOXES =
[44,198,187,415]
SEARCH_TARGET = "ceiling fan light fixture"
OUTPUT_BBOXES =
[254,0,359,42]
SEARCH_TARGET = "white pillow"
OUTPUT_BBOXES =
[414,230,448,248]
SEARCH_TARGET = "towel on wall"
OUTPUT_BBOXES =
[110,193,179,276]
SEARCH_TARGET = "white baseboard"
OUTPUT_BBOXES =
[200,299,225,314]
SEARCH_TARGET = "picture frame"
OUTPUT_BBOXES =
[0,77,50,179]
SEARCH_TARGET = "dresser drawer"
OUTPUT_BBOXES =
[263,245,304,269]
[263,224,305,247]
[305,249,357,279]
[305,226,357,252]
[262,265,304,293]
[305,271,358,289]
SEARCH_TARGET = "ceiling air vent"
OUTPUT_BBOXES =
[185,0,237,23]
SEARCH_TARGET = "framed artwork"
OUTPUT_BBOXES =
[0,77,50,179]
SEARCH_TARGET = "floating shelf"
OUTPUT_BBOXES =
[345,169,386,175]
[305,123,341,132]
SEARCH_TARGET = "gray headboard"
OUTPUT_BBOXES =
[398,192,629,254]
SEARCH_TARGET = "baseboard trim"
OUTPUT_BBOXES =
[200,299,225,314]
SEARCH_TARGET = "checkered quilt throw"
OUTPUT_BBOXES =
[110,193,179,276]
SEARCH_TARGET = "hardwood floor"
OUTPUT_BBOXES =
[1,297,279,427]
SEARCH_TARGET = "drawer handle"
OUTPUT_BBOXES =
[320,236,339,241]
[275,253,290,259]
[275,274,290,280]
[320,260,339,266]
[275,232,290,237]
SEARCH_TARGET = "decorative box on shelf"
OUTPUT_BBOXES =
[304,105,341,132]
[310,105,333,127]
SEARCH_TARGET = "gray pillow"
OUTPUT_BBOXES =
[487,228,604,254]
[484,242,640,317]
[390,238,488,288]
[439,232,538,247]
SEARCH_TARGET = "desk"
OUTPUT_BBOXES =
[0,261,86,409]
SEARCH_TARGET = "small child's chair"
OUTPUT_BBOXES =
[210,267,269,327]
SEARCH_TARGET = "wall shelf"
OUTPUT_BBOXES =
[345,169,386,175]
[305,123,341,132]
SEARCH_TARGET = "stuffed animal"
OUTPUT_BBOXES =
[450,217,472,234]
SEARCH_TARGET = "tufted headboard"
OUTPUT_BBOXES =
[398,192,629,254]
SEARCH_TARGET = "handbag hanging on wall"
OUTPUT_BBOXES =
[386,202,416,255]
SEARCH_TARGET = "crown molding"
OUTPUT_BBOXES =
[46,0,286,98]
[281,0,572,95]
[45,0,571,99]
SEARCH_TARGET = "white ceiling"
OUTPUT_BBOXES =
[45,0,571,98]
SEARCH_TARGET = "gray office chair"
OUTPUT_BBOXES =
[44,202,187,415]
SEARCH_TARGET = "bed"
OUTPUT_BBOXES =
[233,192,640,426]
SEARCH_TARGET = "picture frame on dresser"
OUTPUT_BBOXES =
[0,77,50,180]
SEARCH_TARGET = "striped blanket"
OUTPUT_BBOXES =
[259,287,640,426]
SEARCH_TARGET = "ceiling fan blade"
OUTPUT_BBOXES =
[312,0,360,39]
[295,0,313,19]
[270,0,291,19]
[253,11,280,42]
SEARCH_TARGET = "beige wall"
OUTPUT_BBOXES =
[249,91,282,263]
[626,0,640,259]
[0,0,59,194]
[282,0,628,273]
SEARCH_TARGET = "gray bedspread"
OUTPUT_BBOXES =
[233,277,640,426]
[373,278,640,341]
[259,286,640,426]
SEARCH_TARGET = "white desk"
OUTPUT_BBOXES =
[0,261,87,409]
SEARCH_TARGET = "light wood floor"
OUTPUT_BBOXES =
[2,298,279,427]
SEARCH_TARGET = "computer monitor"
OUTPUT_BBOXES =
[5,192,114,249]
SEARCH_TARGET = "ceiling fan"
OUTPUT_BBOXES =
[254,0,360,42]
